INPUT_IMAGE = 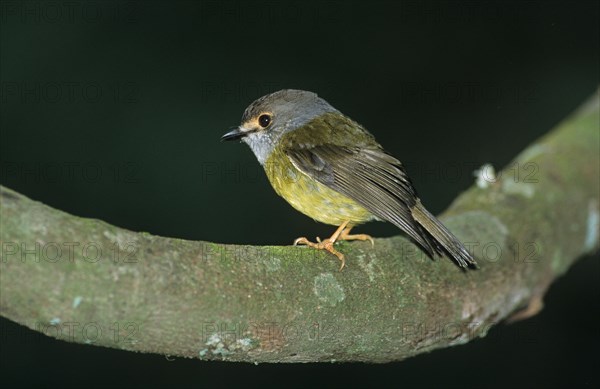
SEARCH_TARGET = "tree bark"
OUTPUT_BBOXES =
[0,90,598,363]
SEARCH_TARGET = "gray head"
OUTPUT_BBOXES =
[221,89,338,164]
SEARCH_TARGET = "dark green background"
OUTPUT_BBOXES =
[1,0,598,388]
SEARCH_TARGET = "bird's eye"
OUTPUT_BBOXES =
[258,114,272,128]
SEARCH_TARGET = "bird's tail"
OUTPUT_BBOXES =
[411,201,477,268]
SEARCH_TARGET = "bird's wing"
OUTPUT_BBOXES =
[282,116,436,255]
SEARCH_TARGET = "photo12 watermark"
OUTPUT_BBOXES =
[34,320,139,345]
[1,81,140,104]
[399,239,542,264]
[0,319,139,346]
[198,320,341,357]
[1,241,139,264]
[395,81,538,105]
[1,160,140,184]
[0,1,140,24]
[197,1,344,27]
[198,160,540,186]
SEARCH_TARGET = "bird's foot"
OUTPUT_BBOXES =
[293,221,375,270]
[339,228,375,247]
[294,237,346,270]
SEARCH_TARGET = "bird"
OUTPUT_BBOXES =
[221,89,477,270]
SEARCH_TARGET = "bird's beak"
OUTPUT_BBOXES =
[221,127,247,141]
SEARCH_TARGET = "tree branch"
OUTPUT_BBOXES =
[1,90,598,363]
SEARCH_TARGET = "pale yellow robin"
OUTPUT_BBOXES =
[222,89,476,270]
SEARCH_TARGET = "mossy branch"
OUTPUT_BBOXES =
[0,91,598,363]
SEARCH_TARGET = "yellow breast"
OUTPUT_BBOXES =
[263,148,373,226]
